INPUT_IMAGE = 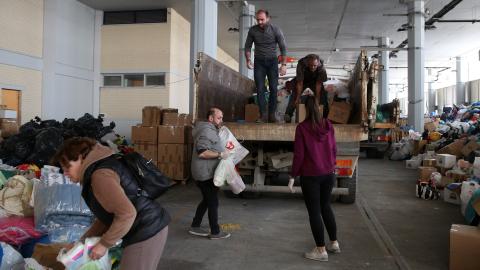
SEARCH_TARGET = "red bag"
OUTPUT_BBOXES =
[0,216,43,245]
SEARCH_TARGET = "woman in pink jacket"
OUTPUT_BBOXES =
[291,95,339,262]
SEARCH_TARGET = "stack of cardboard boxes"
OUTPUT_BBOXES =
[132,107,193,182]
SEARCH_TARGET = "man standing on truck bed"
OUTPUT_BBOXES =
[284,54,328,123]
[245,9,287,123]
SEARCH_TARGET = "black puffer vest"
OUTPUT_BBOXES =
[82,155,170,247]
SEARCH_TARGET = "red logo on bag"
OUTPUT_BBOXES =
[226,141,235,150]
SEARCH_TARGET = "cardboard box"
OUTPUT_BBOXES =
[131,126,158,144]
[0,118,18,138]
[418,166,437,181]
[157,162,189,180]
[412,140,428,156]
[178,114,193,126]
[444,187,461,205]
[142,106,162,126]
[437,138,467,157]
[158,126,192,144]
[158,144,191,163]
[461,139,480,157]
[422,159,436,167]
[32,243,69,270]
[406,159,422,169]
[328,101,351,124]
[446,170,468,182]
[440,175,454,187]
[449,224,480,270]
[133,144,158,162]
[436,154,456,169]
[162,110,179,126]
[245,104,260,122]
[295,104,306,123]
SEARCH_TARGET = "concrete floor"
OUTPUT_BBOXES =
[156,158,464,270]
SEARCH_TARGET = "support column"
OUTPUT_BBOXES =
[407,0,425,131]
[239,3,255,79]
[378,37,390,104]
[456,56,465,105]
[189,0,218,113]
[428,81,435,114]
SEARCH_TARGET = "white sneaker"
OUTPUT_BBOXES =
[304,247,328,261]
[326,242,341,254]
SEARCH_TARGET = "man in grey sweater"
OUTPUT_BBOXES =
[189,108,231,239]
[245,9,288,123]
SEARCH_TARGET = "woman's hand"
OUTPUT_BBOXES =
[89,242,108,260]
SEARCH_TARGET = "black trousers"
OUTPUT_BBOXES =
[191,179,220,234]
[300,174,337,246]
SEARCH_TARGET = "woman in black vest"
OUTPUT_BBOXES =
[53,137,170,270]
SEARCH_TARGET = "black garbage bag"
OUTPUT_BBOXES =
[2,135,20,154]
[39,119,61,129]
[27,150,57,167]
[62,118,76,130]
[34,127,64,154]
[14,140,34,160]
[4,155,23,167]
[19,120,40,135]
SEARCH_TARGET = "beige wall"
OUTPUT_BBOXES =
[0,0,43,57]
[101,22,171,72]
[0,64,42,123]
[217,46,239,72]
[100,87,168,120]
[169,8,190,113]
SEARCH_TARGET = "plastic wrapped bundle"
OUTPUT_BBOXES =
[34,181,93,243]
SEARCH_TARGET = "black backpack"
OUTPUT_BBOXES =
[115,152,170,199]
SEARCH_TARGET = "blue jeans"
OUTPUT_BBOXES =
[254,57,279,118]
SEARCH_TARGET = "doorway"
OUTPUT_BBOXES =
[1,89,21,123]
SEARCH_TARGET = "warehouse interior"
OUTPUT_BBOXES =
[0,0,479,269]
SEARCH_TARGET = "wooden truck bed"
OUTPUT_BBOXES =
[223,123,367,142]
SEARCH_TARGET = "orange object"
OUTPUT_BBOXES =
[278,55,297,63]
[336,159,353,167]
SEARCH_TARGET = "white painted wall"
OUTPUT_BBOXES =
[43,0,101,120]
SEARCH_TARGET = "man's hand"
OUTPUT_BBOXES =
[294,97,300,106]
[247,60,253,70]
[220,151,231,160]
[279,65,287,76]
[89,242,108,260]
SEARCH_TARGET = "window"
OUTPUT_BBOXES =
[124,74,144,87]
[146,74,166,86]
[102,73,167,87]
[104,9,167,25]
[104,75,122,86]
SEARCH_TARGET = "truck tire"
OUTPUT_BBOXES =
[338,169,357,204]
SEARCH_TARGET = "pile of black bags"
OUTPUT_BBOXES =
[0,114,115,167]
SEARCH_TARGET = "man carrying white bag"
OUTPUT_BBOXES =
[213,126,249,194]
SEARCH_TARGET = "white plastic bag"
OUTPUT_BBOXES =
[213,159,245,194]
[218,126,249,165]
[0,242,24,270]
[57,237,111,270]
[460,181,480,216]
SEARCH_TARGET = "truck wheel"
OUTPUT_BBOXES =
[338,169,357,204]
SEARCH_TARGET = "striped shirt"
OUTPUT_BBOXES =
[245,23,287,59]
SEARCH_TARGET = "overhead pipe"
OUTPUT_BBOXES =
[390,0,463,58]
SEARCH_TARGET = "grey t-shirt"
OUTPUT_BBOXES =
[245,23,287,59]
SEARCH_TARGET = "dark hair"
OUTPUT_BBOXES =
[305,54,324,66]
[207,107,220,119]
[304,96,325,129]
[256,9,269,17]
[52,137,97,168]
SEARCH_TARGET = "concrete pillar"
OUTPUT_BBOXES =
[377,37,390,104]
[428,81,435,114]
[456,56,465,105]
[407,0,425,131]
[239,3,255,79]
[93,10,103,117]
[189,0,218,113]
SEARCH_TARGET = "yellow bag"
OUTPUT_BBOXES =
[0,175,33,216]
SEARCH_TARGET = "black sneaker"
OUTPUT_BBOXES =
[188,227,209,237]
[208,231,231,240]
